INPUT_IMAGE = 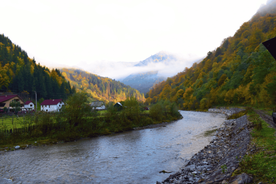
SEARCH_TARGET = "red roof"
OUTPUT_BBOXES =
[41,99,63,105]
[0,95,19,103]
[25,101,34,105]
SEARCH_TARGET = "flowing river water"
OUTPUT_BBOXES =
[0,111,226,184]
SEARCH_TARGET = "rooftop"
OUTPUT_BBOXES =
[41,99,63,105]
[0,95,20,103]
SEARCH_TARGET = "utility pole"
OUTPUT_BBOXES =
[34,91,37,112]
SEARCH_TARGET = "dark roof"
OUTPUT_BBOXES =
[25,101,34,105]
[41,99,63,105]
[0,95,20,103]
[114,102,122,106]
[263,37,276,60]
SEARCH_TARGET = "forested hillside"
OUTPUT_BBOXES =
[120,71,166,94]
[60,68,145,103]
[146,0,276,110]
[0,34,75,100]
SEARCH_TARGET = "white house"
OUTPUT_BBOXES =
[91,101,105,110]
[24,101,35,111]
[40,99,64,112]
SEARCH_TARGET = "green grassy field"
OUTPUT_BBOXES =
[0,116,25,130]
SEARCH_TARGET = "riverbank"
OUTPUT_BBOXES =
[0,115,183,153]
[159,107,252,183]
[0,111,225,184]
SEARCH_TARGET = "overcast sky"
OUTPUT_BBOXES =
[1,0,268,73]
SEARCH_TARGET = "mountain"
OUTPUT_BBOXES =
[146,0,276,110]
[118,52,196,94]
[60,68,145,103]
[0,34,75,101]
[120,71,166,94]
[134,51,178,66]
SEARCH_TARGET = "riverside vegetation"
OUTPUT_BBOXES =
[235,108,276,183]
[0,92,181,149]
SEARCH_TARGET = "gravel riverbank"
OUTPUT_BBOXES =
[159,108,251,184]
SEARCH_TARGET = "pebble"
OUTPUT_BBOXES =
[159,108,251,184]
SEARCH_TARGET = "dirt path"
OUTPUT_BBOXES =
[255,110,276,129]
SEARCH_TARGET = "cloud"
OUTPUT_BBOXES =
[71,56,199,80]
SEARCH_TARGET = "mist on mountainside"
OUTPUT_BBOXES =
[120,71,166,94]
[116,52,201,94]
[256,0,276,16]
[73,52,199,80]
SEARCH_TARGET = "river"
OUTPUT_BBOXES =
[0,111,226,184]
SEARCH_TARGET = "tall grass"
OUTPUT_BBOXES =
[236,110,276,183]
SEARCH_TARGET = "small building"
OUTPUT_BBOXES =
[40,99,64,112]
[0,94,24,111]
[114,102,123,111]
[91,101,105,110]
[24,101,35,111]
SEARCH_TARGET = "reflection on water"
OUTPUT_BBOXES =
[0,111,225,184]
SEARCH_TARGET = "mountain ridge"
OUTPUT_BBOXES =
[145,0,276,110]
[60,68,145,103]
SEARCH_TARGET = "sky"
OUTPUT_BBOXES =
[0,0,268,79]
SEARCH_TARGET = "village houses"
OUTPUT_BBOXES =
[91,101,105,110]
[0,94,24,112]
[24,101,35,111]
[40,99,64,112]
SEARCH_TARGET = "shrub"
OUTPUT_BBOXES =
[150,102,163,121]
[62,92,91,127]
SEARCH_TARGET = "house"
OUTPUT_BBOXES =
[91,101,105,110]
[0,94,24,111]
[114,102,123,111]
[24,101,35,111]
[40,99,64,112]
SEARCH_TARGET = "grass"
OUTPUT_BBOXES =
[0,116,25,130]
[234,110,276,183]
[97,110,107,117]
[141,110,150,114]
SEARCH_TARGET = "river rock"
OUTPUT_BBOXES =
[160,114,251,184]
[229,173,253,184]
[0,178,13,183]
[14,145,20,150]
[208,107,243,117]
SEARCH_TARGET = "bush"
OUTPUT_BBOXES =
[150,102,164,121]
[150,100,180,121]
[62,92,91,127]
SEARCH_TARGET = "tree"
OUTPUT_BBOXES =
[218,74,227,86]
[266,76,276,109]
[10,100,21,114]
[62,92,91,127]
[123,96,140,120]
